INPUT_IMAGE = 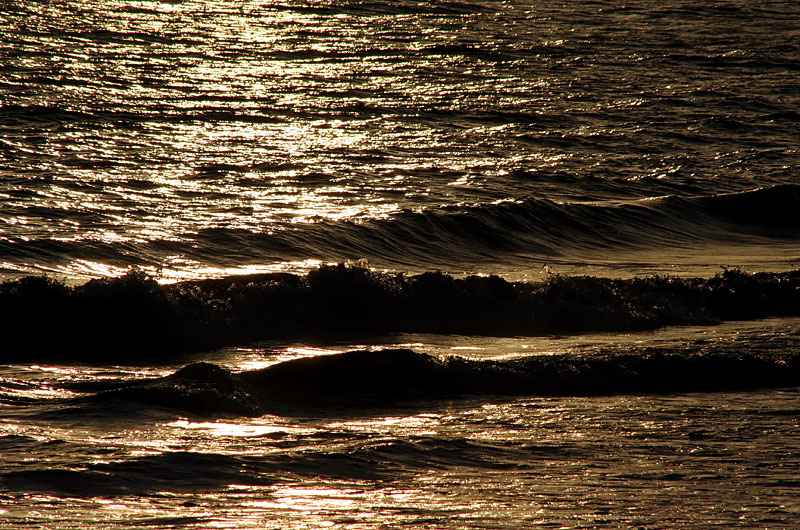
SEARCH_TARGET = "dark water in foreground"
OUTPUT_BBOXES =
[3,319,800,529]
[2,0,800,528]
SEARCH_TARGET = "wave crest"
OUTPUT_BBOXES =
[3,266,800,362]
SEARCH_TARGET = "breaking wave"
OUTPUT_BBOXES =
[2,265,800,363]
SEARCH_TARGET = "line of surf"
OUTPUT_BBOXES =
[2,264,800,363]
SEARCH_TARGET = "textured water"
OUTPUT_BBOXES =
[2,0,800,528]
[2,0,799,280]
[3,319,800,529]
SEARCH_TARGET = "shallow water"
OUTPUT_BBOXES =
[3,389,800,529]
[2,319,800,528]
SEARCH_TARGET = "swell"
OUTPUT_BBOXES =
[336,184,800,261]
[3,185,798,273]
[2,265,800,363]
[0,434,531,497]
[68,347,800,417]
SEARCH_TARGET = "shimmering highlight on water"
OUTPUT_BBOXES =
[2,1,800,528]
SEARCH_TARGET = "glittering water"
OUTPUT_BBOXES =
[2,319,800,529]
[2,0,799,280]
[2,1,800,528]
[6,391,800,529]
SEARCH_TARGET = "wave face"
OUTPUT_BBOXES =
[2,265,800,363]
[2,183,799,280]
[2,0,800,280]
[265,184,800,264]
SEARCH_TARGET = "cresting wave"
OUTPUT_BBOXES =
[2,265,800,363]
[336,183,800,259]
[2,185,799,273]
[55,348,800,417]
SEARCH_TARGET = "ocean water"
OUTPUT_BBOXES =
[1,0,800,528]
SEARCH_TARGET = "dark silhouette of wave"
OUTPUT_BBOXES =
[3,264,800,363]
[71,348,800,417]
[4,346,799,496]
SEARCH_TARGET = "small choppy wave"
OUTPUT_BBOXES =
[2,265,800,363]
[0,431,531,496]
[0,104,99,125]
[1,450,273,496]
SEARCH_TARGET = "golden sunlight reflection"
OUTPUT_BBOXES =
[25,364,165,381]
[247,346,347,368]
[384,323,766,362]
[327,414,438,434]
[251,486,360,512]
[152,259,326,284]
[227,345,351,372]
[286,346,345,358]
[54,259,131,281]
[39,258,330,284]
[167,420,287,438]
[0,383,76,401]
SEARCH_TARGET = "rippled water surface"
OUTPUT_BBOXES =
[2,1,800,528]
[2,319,800,529]
[2,0,799,279]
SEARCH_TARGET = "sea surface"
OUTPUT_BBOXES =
[1,0,800,528]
